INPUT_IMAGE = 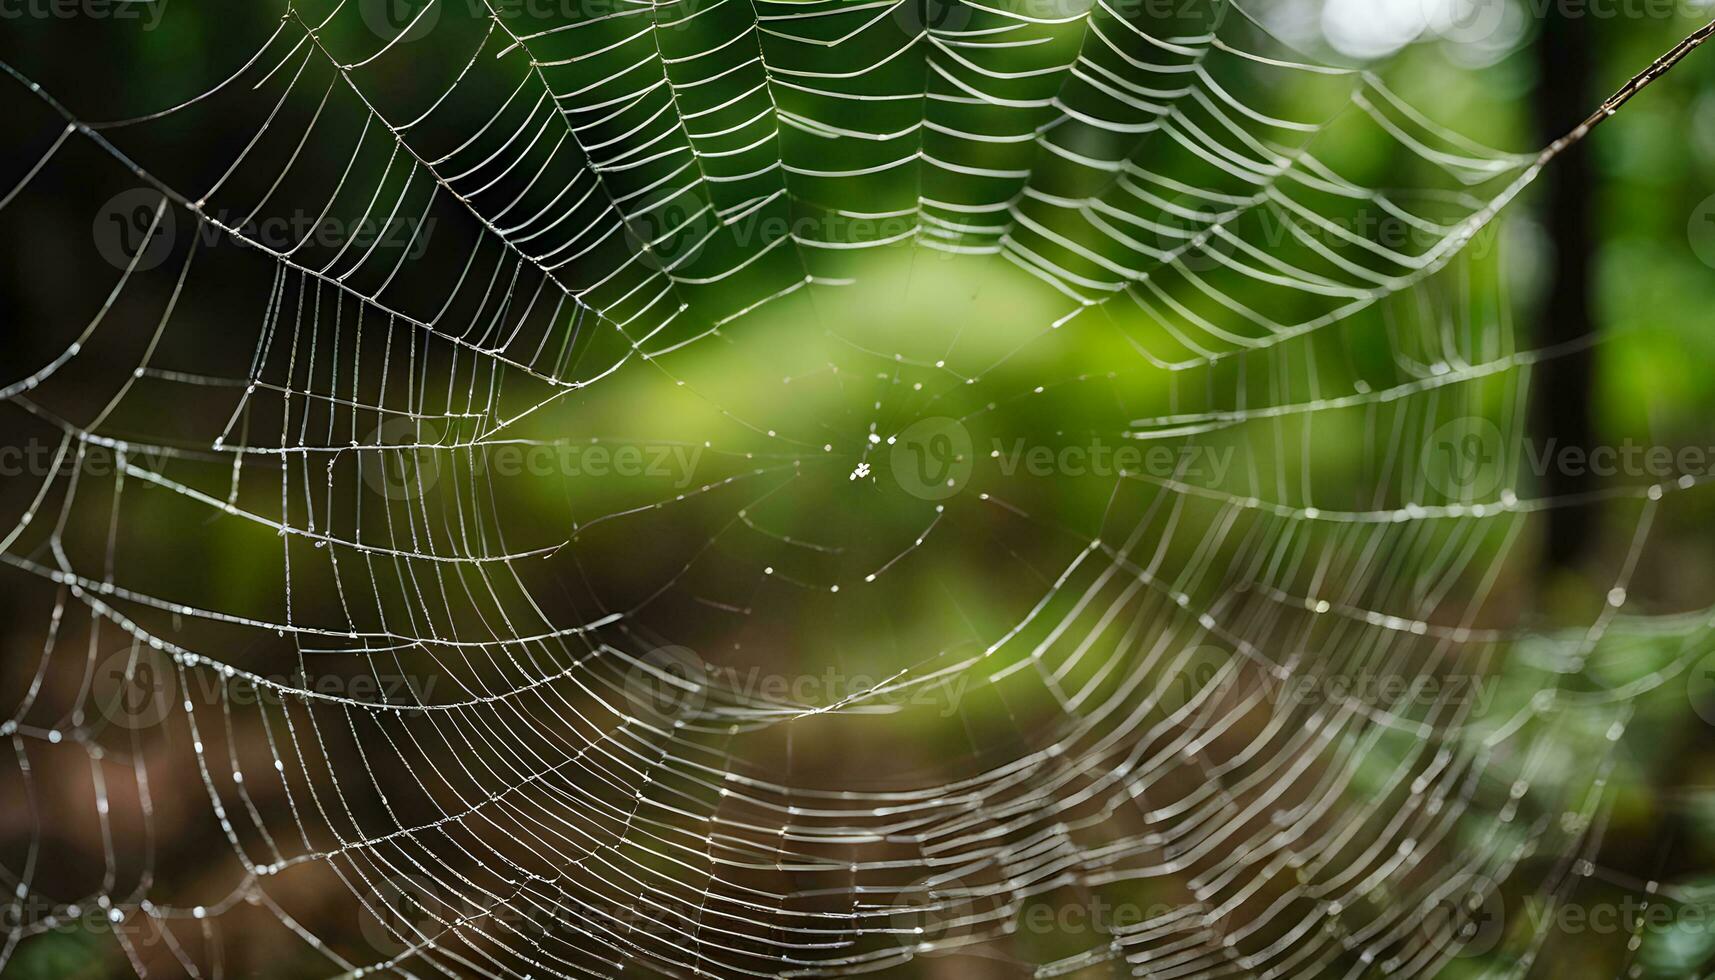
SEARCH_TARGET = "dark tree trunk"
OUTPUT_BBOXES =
[1532,13,1599,570]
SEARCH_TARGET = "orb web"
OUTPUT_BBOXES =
[0,1,1709,978]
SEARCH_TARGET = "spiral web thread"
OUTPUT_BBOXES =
[0,0,1710,977]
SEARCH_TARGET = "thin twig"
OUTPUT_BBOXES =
[1542,17,1715,164]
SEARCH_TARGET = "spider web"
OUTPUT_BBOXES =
[0,0,1709,977]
